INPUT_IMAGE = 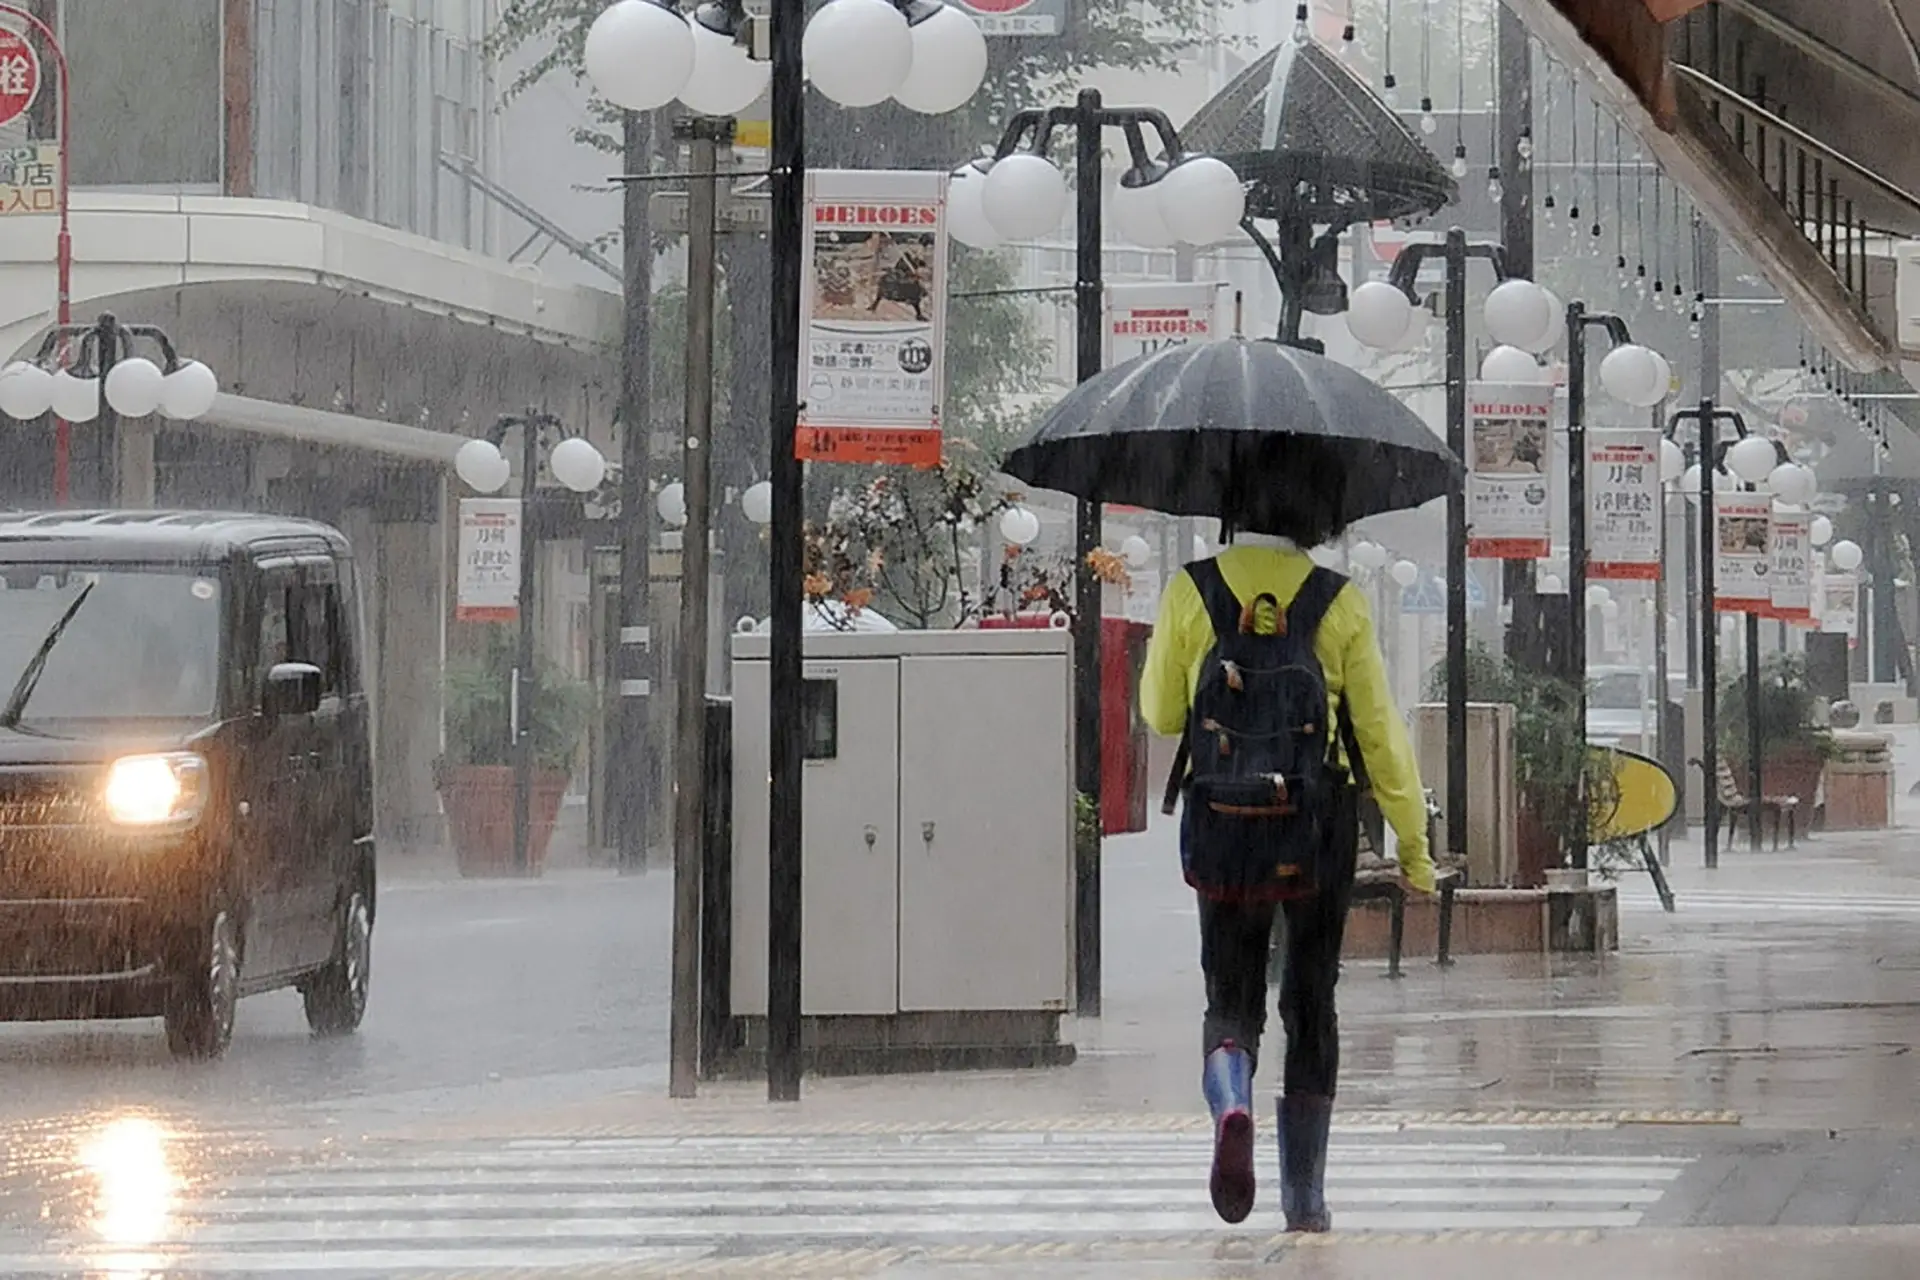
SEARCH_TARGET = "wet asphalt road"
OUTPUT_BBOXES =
[0,868,676,1131]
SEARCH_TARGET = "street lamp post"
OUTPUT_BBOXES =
[954,95,1246,1017]
[582,0,991,1102]
[0,3,74,502]
[455,416,609,877]
[0,314,220,503]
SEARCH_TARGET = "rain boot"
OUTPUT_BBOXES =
[1201,1042,1256,1223]
[1277,1094,1333,1232]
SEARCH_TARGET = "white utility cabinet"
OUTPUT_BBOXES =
[728,627,1075,1068]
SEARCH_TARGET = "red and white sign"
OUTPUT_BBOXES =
[1466,382,1555,559]
[797,169,950,468]
[0,30,41,132]
[1764,507,1814,624]
[949,0,1065,35]
[1587,430,1663,580]
[456,498,521,623]
[1103,282,1220,366]
[1713,492,1772,612]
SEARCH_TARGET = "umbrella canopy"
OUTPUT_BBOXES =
[1002,339,1461,530]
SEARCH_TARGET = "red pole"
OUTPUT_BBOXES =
[0,5,70,505]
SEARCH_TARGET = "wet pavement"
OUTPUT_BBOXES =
[3,780,1920,1273]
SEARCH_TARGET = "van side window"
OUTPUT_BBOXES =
[291,578,343,699]
[258,569,294,679]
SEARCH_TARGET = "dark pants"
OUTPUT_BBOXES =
[1198,824,1357,1098]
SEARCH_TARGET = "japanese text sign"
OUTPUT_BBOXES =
[1766,508,1813,623]
[0,142,57,217]
[1587,429,1662,580]
[1103,282,1221,366]
[1713,492,1772,611]
[457,498,521,623]
[0,29,41,131]
[1819,573,1858,637]
[1467,382,1555,559]
[797,169,949,467]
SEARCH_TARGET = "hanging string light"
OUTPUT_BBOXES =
[1651,175,1666,310]
[1293,2,1310,44]
[1566,78,1583,230]
[1339,0,1357,59]
[1588,101,1604,249]
[1485,37,1502,201]
[1449,0,1468,177]
[1418,0,1437,133]
[1670,192,1686,316]
[1613,118,1627,275]
[1382,0,1399,105]
[1633,143,1647,296]
[1688,211,1704,339]
[1540,62,1556,216]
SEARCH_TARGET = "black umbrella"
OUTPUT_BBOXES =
[1002,338,1461,529]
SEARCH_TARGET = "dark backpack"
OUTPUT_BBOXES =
[1165,559,1365,902]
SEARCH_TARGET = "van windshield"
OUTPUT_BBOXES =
[0,565,222,721]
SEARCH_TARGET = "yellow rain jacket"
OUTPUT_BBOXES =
[1140,537,1435,893]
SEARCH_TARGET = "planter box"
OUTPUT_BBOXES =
[1342,886,1618,959]
[439,764,570,877]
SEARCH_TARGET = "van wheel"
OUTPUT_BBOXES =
[165,908,240,1060]
[302,887,371,1036]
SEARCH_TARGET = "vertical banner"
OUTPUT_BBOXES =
[456,498,521,623]
[796,169,949,466]
[1713,492,1772,612]
[1103,282,1221,365]
[1819,573,1859,636]
[1587,429,1663,580]
[1466,382,1555,559]
[1767,508,1813,623]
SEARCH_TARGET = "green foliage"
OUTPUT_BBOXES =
[1075,790,1100,861]
[442,629,595,773]
[1718,652,1835,764]
[1426,644,1620,861]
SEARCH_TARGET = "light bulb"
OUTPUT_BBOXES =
[1339,24,1356,56]
[1382,73,1399,106]
[1292,3,1309,42]
[1487,172,1504,201]
[1450,146,1468,178]
[1516,130,1534,162]
[1419,98,1436,133]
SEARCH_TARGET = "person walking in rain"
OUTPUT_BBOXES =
[1140,477,1435,1232]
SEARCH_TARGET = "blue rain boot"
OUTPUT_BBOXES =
[1277,1094,1333,1232]
[1201,1042,1255,1223]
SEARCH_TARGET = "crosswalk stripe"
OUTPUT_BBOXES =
[30,1130,1690,1274]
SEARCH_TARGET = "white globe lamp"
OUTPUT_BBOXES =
[1598,344,1665,407]
[454,439,508,493]
[583,0,695,111]
[1350,539,1388,570]
[1767,461,1814,506]
[1714,466,1738,493]
[679,7,769,115]
[1601,597,1621,620]
[1831,539,1864,572]
[1346,281,1414,349]
[1120,534,1152,570]
[1000,505,1041,547]
[103,357,166,417]
[1681,463,1702,495]
[946,162,1000,249]
[1810,515,1834,547]
[1111,174,1177,248]
[1482,278,1555,352]
[0,362,54,419]
[657,480,689,527]
[1480,344,1545,384]
[804,0,913,108]
[50,371,98,423]
[1538,288,1567,352]
[741,480,774,525]
[1390,559,1419,588]
[1726,434,1778,485]
[1660,437,1686,484]
[980,153,1068,241]
[158,360,219,420]
[1155,156,1247,245]
[1585,583,1611,609]
[550,437,608,493]
[893,2,987,114]
[1539,572,1565,594]
[1648,350,1674,402]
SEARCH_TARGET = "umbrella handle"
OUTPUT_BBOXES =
[1162,733,1190,817]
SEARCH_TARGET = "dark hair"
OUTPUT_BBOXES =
[1222,438,1350,548]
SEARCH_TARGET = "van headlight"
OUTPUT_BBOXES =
[102,753,208,827]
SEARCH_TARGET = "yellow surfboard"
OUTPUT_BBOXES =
[1589,746,1679,845]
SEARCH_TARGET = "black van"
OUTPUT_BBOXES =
[0,511,376,1059]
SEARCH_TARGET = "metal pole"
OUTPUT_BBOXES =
[668,115,725,1101]
[1443,228,1469,864]
[1698,399,1720,869]
[1654,410,1674,860]
[765,0,807,1104]
[616,110,659,875]
[1072,87,1106,1017]
[1496,0,1538,673]
[1565,302,1589,870]
[1745,606,1762,851]
[513,414,541,876]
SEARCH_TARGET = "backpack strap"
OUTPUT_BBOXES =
[1286,567,1371,790]
[1162,558,1237,817]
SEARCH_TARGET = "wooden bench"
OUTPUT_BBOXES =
[1697,756,1800,849]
